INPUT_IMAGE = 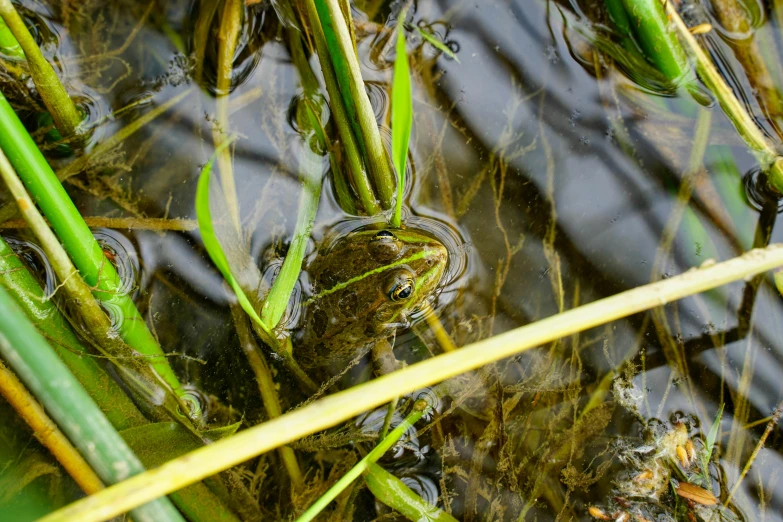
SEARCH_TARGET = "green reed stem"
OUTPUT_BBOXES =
[0,235,146,431]
[260,144,322,328]
[0,145,195,425]
[309,0,395,209]
[616,0,690,84]
[0,0,82,137]
[38,243,783,522]
[665,4,783,193]
[304,2,381,215]
[0,16,23,60]
[0,286,184,522]
[0,91,186,400]
[287,29,357,214]
[296,399,429,522]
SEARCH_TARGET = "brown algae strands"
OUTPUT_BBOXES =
[40,245,783,522]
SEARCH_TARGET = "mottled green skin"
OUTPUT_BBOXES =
[297,229,448,370]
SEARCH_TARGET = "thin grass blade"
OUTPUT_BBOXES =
[391,8,412,228]
[195,141,272,339]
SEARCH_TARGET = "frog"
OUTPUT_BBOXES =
[294,227,448,374]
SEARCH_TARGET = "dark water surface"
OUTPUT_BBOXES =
[2,0,783,520]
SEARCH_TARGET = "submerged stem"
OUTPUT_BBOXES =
[213,0,243,231]
[0,0,82,137]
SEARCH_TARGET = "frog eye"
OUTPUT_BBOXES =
[372,230,397,241]
[388,277,415,302]
[369,230,402,262]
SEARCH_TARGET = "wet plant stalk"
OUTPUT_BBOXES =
[260,127,322,328]
[390,8,412,228]
[616,0,690,83]
[364,462,458,521]
[0,286,184,522]
[231,306,303,488]
[0,235,147,431]
[296,399,430,522]
[287,29,357,214]
[0,145,191,422]
[212,0,242,231]
[308,0,396,209]
[0,0,82,137]
[303,4,381,214]
[196,143,318,393]
[0,91,186,400]
[0,359,104,494]
[710,0,783,120]
[665,4,783,193]
[0,16,23,60]
[38,243,783,522]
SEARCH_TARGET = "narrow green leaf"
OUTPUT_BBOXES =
[391,8,412,228]
[415,26,459,63]
[705,403,724,459]
[364,462,458,522]
[195,141,272,339]
[775,269,783,297]
[296,400,429,522]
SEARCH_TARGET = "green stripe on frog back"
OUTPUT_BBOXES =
[307,249,438,304]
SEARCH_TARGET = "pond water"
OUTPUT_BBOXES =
[1,0,783,520]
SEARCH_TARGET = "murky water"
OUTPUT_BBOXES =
[2,0,783,520]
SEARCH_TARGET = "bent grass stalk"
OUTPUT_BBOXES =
[0,91,186,400]
[390,9,412,229]
[364,462,457,521]
[39,243,783,522]
[0,16,23,60]
[0,286,184,522]
[296,399,430,522]
[0,0,82,137]
[196,142,317,391]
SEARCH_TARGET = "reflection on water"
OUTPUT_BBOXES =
[1,0,783,519]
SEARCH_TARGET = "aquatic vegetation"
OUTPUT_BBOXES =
[1,0,783,521]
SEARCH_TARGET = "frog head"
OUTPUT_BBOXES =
[298,228,448,368]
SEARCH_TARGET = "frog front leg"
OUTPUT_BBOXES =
[370,337,402,376]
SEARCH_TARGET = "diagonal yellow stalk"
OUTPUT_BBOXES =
[0,360,104,495]
[39,244,783,522]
